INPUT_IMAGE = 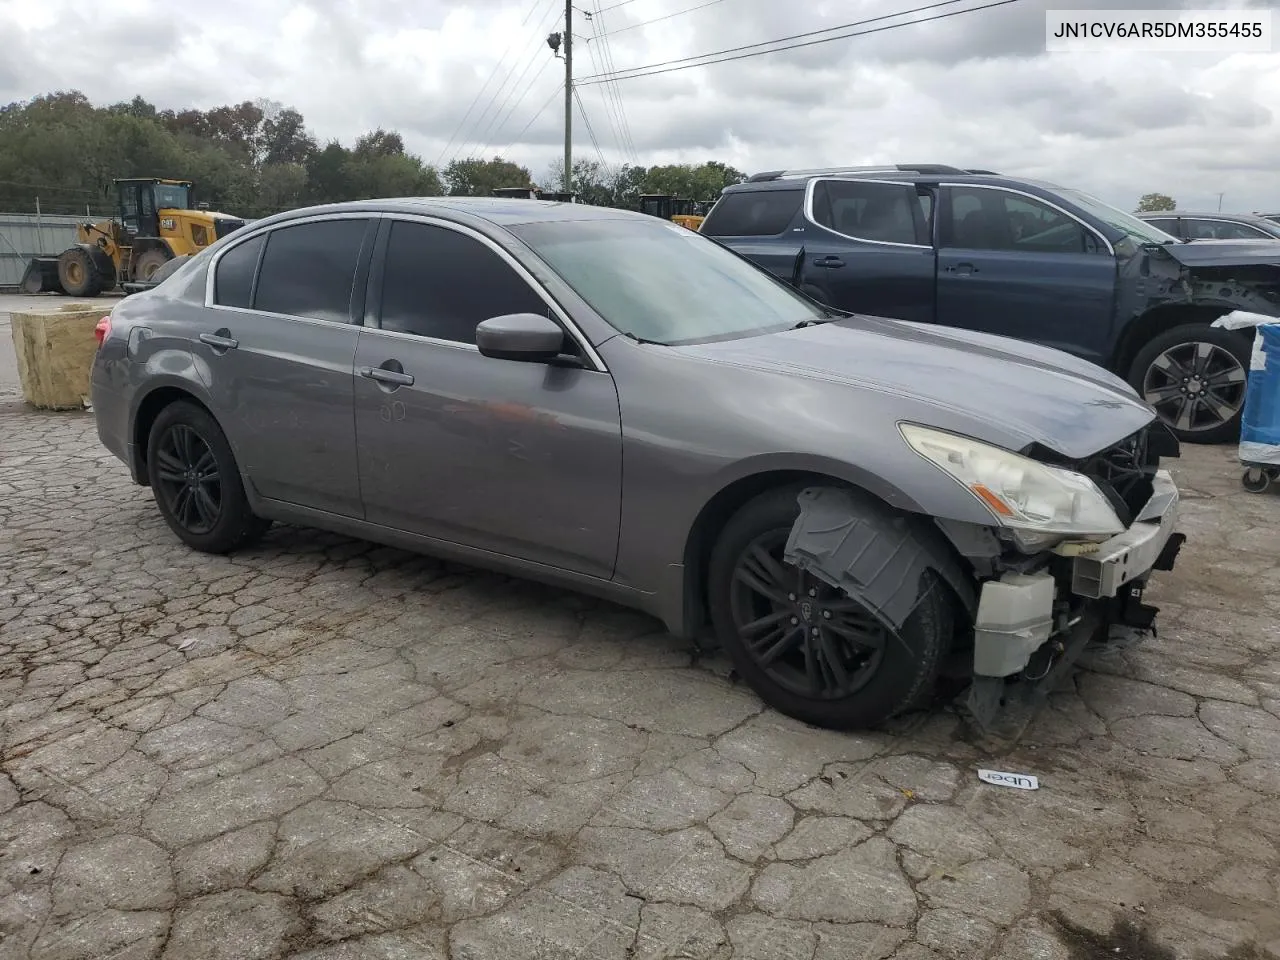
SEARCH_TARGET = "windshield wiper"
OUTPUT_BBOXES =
[623,331,665,345]
[792,310,843,329]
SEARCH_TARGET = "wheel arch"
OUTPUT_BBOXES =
[130,383,217,486]
[1112,301,1250,377]
[677,467,975,640]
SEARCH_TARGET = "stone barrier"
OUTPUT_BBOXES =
[9,304,106,410]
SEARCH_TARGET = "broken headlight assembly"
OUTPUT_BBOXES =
[899,424,1125,547]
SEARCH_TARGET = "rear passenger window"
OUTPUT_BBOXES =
[700,191,801,237]
[213,234,264,309]
[810,180,924,245]
[253,219,370,323]
[379,221,549,344]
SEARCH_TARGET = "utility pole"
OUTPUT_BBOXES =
[563,0,573,194]
[1216,192,1225,212]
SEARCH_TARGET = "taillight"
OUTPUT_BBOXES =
[94,315,111,347]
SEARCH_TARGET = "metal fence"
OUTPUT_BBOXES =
[0,213,85,289]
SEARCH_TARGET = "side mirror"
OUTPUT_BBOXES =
[476,313,567,363]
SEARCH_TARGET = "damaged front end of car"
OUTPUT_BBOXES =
[782,420,1185,736]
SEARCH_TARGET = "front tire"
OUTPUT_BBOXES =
[1128,323,1251,444]
[57,248,103,298]
[146,401,270,553]
[707,485,953,730]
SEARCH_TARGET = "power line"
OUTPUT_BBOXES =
[587,0,641,161]
[501,83,564,154]
[583,34,632,161]
[479,58,557,158]
[435,0,556,166]
[577,0,1013,84]
[457,0,564,161]
[574,87,613,176]
[592,0,643,12]
[590,0,726,38]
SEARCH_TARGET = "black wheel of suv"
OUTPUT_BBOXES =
[1128,323,1252,445]
[146,401,270,553]
[707,485,954,730]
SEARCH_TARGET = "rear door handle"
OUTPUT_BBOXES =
[198,332,238,350]
[359,366,415,387]
[945,262,977,275]
[814,256,845,268]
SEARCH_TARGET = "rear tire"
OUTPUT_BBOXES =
[146,401,270,554]
[707,485,953,730]
[57,248,103,298]
[1128,323,1252,444]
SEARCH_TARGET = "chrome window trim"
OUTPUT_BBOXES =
[202,209,608,373]
[938,182,1116,256]
[802,177,933,250]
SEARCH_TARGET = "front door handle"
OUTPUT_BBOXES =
[814,256,845,268]
[945,262,977,275]
[359,365,415,387]
[198,331,238,350]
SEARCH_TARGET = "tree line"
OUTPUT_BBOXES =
[0,91,747,219]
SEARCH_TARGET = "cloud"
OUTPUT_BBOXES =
[1,0,1278,212]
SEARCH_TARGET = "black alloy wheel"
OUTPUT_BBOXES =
[145,400,270,553]
[152,423,222,535]
[707,485,952,730]
[728,529,887,701]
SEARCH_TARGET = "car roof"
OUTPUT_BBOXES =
[721,169,1066,195]
[245,196,643,229]
[1137,210,1271,221]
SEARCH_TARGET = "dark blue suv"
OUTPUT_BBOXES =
[702,164,1280,443]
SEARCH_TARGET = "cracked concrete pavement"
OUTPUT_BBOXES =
[1,292,1279,959]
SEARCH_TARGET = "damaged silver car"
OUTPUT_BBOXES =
[89,198,1185,731]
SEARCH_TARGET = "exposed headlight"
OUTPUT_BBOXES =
[899,423,1124,539]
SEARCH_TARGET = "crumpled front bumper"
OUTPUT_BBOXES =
[1069,469,1182,600]
[963,469,1185,734]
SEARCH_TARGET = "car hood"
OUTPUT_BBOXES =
[676,315,1155,459]
[1158,239,1280,267]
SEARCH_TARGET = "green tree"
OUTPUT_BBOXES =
[443,156,534,196]
[261,108,316,166]
[1136,192,1176,212]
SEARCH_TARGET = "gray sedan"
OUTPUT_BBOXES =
[90,198,1185,731]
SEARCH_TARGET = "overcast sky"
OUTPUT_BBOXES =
[3,0,1279,212]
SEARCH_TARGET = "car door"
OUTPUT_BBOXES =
[193,214,375,517]
[935,185,1118,365]
[795,178,936,324]
[699,188,806,282]
[352,217,623,580]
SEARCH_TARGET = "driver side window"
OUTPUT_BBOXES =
[378,221,556,346]
[945,188,1106,255]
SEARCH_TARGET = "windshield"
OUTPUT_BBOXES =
[510,218,827,345]
[153,183,190,210]
[1056,187,1179,245]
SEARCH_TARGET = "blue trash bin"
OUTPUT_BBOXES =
[1239,322,1280,492]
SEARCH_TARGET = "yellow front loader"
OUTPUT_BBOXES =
[20,178,246,297]
[639,194,713,231]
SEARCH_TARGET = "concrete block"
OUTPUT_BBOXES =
[9,307,105,410]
